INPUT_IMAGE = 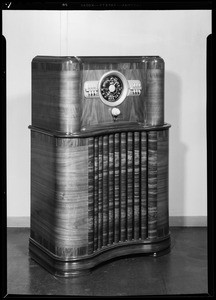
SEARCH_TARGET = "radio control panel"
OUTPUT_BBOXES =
[84,70,142,106]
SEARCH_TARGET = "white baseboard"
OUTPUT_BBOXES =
[7,216,207,227]
[7,217,30,227]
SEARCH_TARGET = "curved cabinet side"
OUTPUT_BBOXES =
[32,56,81,133]
[30,131,89,259]
[143,57,164,126]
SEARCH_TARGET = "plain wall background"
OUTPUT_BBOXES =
[3,10,211,222]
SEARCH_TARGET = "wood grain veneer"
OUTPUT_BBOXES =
[145,56,164,126]
[32,56,81,133]
[30,131,89,258]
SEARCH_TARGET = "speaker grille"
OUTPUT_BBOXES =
[88,131,158,254]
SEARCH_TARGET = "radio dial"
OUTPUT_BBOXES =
[100,75,123,102]
[98,71,128,107]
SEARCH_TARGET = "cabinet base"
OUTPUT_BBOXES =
[29,235,171,277]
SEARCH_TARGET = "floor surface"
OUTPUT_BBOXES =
[7,227,207,296]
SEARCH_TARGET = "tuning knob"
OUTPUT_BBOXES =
[111,107,120,117]
[111,107,121,122]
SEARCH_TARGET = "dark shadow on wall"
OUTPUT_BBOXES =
[165,71,187,223]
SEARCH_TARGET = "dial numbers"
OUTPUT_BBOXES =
[100,75,123,102]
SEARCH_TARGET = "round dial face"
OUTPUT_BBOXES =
[100,75,123,102]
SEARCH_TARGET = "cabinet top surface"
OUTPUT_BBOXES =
[32,55,164,64]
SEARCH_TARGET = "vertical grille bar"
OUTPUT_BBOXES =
[127,132,133,241]
[114,133,120,243]
[134,132,140,240]
[108,134,114,245]
[141,132,147,239]
[120,132,127,241]
[88,137,94,253]
[93,137,99,251]
[102,135,108,246]
[148,131,158,238]
[98,136,103,248]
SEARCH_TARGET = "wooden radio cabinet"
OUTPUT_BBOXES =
[29,56,171,277]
